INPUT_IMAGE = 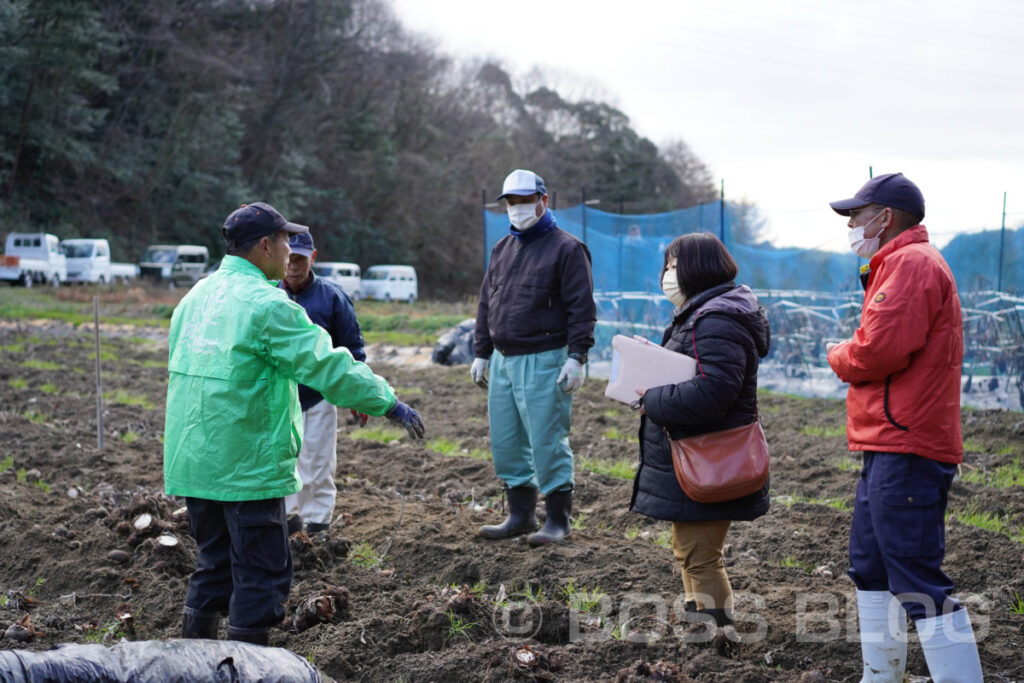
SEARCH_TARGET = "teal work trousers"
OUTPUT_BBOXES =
[488,348,574,494]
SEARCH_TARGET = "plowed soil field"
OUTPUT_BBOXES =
[1,318,1022,681]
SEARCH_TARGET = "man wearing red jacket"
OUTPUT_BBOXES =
[827,173,982,683]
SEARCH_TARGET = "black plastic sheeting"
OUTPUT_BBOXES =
[431,318,475,366]
[0,639,331,683]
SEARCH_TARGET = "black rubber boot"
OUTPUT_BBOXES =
[181,607,220,639]
[479,486,539,539]
[701,608,734,627]
[305,521,330,533]
[527,489,573,546]
[286,515,303,536]
[227,625,270,646]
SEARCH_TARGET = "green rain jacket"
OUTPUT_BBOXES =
[164,256,397,501]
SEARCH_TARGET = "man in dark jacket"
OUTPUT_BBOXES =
[471,169,596,546]
[281,230,368,535]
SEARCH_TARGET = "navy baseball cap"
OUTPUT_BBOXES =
[497,169,547,201]
[288,231,315,258]
[222,202,309,243]
[829,173,925,219]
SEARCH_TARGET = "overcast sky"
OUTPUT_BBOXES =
[389,0,1024,252]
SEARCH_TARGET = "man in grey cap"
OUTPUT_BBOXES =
[280,229,368,536]
[471,169,596,546]
[165,202,424,646]
[825,174,982,682]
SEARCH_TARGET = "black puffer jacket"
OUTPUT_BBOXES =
[629,282,772,522]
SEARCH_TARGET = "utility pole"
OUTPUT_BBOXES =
[998,191,1007,292]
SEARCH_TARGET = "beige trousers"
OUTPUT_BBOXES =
[671,520,732,611]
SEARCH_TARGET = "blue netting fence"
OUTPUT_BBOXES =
[483,201,1024,408]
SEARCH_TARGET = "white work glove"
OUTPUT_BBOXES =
[470,357,490,389]
[557,358,585,394]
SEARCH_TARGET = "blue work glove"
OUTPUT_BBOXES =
[470,357,489,390]
[557,358,585,394]
[385,400,425,439]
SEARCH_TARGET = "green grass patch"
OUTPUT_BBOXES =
[773,494,852,511]
[961,456,1024,489]
[444,610,476,643]
[347,541,387,569]
[23,409,47,424]
[801,424,846,438]
[394,386,424,395]
[834,456,861,472]
[138,359,167,369]
[947,503,1024,543]
[8,377,27,389]
[1009,592,1024,614]
[33,479,51,493]
[426,438,460,456]
[602,409,626,419]
[0,455,13,472]
[21,358,62,371]
[104,389,156,411]
[624,526,640,540]
[570,513,587,531]
[653,527,673,550]
[577,456,636,480]
[561,578,607,613]
[347,426,405,443]
[121,430,139,444]
[602,426,638,443]
[0,342,24,353]
[88,349,119,363]
[39,382,58,394]
[773,555,815,573]
[425,437,490,460]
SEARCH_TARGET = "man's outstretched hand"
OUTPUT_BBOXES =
[385,400,425,439]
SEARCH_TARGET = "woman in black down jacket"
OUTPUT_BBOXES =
[630,232,771,630]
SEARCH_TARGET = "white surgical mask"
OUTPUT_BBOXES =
[661,267,687,307]
[508,202,541,230]
[848,210,886,258]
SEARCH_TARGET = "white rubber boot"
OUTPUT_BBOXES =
[917,608,983,683]
[856,590,907,683]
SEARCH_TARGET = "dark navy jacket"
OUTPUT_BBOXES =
[281,274,366,411]
[474,210,596,358]
[630,282,772,522]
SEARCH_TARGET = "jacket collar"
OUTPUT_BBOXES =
[220,254,275,282]
[869,224,929,269]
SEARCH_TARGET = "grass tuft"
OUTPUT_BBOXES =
[961,456,1024,489]
[347,426,405,443]
[801,425,846,438]
[561,578,607,614]
[577,456,636,480]
[347,541,386,569]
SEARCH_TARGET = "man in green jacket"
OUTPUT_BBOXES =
[165,201,425,646]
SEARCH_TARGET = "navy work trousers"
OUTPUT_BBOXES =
[848,451,960,621]
[184,497,293,630]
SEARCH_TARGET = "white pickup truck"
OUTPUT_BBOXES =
[0,233,67,287]
[60,238,139,284]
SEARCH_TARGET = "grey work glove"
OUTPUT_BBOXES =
[385,400,425,439]
[557,357,585,394]
[470,357,490,390]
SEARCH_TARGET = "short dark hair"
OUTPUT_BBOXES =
[224,228,281,256]
[663,232,738,298]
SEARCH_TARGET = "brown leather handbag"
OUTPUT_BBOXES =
[667,320,770,503]
[669,418,770,503]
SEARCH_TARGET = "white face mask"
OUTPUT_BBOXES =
[507,202,541,230]
[661,267,687,307]
[848,210,886,258]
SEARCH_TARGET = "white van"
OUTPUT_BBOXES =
[139,244,209,288]
[60,238,139,284]
[361,265,418,303]
[313,261,362,300]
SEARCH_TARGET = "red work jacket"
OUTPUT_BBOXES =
[827,226,964,464]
